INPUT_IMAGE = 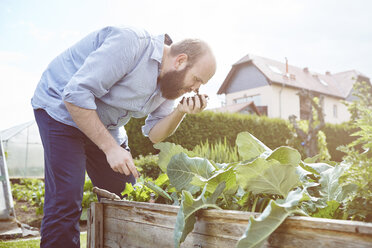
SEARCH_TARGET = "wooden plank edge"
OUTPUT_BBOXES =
[99,200,372,235]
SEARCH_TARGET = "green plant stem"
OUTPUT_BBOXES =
[258,198,270,213]
[251,197,259,213]
[222,193,230,209]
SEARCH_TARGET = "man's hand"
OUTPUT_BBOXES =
[64,101,139,178]
[177,94,208,114]
[104,145,139,177]
[147,94,208,143]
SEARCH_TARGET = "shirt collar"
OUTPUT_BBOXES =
[150,34,166,64]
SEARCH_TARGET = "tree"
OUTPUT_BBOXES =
[289,90,327,159]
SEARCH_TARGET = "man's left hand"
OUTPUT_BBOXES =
[177,94,208,114]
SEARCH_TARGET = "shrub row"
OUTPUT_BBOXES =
[126,111,355,161]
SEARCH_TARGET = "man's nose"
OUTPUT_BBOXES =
[191,84,201,93]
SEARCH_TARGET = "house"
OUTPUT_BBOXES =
[216,54,370,123]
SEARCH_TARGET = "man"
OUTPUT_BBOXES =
[31,26,216,247]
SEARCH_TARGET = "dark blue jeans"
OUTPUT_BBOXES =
[34,109,136,248]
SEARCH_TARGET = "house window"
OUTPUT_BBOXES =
[333,104,338,118]
[233,94,261,106]
[320,79,328,86]
[268,65,282,74]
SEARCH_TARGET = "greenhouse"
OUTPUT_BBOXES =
[0,121,44,178]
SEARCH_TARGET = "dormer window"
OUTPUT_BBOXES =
[320,78,328,86]
[268,65,282,74]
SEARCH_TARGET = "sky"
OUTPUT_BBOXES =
[0,0,371,131]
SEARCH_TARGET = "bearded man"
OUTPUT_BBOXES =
[31,26,216,248]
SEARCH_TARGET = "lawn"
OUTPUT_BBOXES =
[0,232,87,248]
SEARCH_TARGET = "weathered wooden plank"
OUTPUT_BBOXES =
[104,218,243,248]
[87,206,91,248]
[88,202,104,248]
[268,227,372,248]
[88,200,372,248]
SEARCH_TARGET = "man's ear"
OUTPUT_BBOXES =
[174,53,188,71]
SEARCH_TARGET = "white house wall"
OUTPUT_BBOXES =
[225,85,273,111]
[271,85,300,119]
[323,96,350,124]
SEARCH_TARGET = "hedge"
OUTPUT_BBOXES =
[126,111,355,162]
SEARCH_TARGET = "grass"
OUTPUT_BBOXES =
[0,232,87,248]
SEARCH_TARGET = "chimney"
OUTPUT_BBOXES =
[326,71,331,76]
[303,67,309,73]
[285,57,289,74]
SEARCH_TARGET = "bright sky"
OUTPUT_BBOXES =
[0,0,371,130]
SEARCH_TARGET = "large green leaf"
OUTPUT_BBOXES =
[319,162,354,202]
[144,180,172,202]
[204,167,237,193]
[167,153,215,191]
[174,182,225,248]
[236,157,300,197]
[301,161,333,175]
[154,142,191,172]
[267,146,301,166]
[236,132,272,161]
[236,188,305,248]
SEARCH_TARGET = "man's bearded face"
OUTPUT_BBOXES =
[158,66,191,100]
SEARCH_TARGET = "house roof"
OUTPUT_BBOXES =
[210,101,261,115]
[217,54,370,99]
[0,121,34,141]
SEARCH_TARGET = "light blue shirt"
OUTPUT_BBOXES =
[31,26,175,145]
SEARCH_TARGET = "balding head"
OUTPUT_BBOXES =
[170,39,214,67]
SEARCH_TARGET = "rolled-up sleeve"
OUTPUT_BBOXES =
[142,99,175,137]
[63,27,139,109]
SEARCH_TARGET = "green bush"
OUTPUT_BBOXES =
[126,111,354,161]
[338,81,372,222]
[127,111,292,157]
[134,154,161,179]
[323,123,356,161]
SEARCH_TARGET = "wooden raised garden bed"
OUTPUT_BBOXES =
[87,199,372,248]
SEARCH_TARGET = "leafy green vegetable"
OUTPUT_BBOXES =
[236,157,300,197]
[150,128,366,247]
[311,200,341,219]
[267,146,301,165]
[144,180,173,202]
[204,166,237,193]
[236,188,306,248]
[167,153,214,191]
[319,163,354,202]
[300,161,333,175]
[236,132,271,161]
[154,142,191,172]
[174,182,225,248]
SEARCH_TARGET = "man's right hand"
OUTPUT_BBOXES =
[104,145,139,178]
[64,101,139,179]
